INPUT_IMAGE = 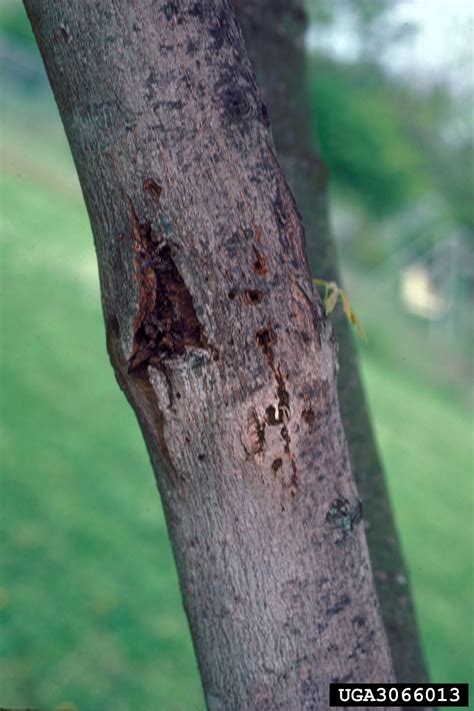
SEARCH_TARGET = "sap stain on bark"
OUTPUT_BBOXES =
[280,423,298,495]
[275,367,290,419]
[255,325,298,494]
[127,198,210,371]
[143,178,163,203]
[271,457,283,473]
[243,289,264,305]
[255,326,277,360]
[301,406,315,427]
[255,327,290,424]
[247,407,265,458]
[252,246,268,277]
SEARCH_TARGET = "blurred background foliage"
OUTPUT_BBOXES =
[1,0,473,708]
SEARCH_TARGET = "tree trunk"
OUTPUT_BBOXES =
[235,0,429,684]
[25,1,395,707]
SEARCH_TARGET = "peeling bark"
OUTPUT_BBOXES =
[25,1,396,707]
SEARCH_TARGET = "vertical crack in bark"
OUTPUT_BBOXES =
[255,326,298,493]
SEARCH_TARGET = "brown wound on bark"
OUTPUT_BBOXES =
[255,326,277,362]
[271,458,283,473]
[252,246,268,277]
[255,326,298,492]
[128,199,209,371]
[247,408,265,457]
[143,178,163,203]
[243,289,264,305]
[275,366,290,417]
[301,406,316,426]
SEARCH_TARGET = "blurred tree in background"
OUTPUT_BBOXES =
[307,0,473,236]
[304,0,473,394]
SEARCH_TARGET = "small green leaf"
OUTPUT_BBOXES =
[340,289,367,341]
[325,287,339,314]
[313,278,366,341]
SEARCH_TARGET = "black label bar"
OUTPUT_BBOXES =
[329,683,469,707]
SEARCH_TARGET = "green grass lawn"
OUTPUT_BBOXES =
[360,355,473,684]
[1,114,472,708]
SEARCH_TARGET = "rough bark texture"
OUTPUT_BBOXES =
[25,1,396,707]
[235,0,429,684]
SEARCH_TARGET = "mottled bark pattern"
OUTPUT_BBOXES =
[25,1,395,707]
[234,0,429,685]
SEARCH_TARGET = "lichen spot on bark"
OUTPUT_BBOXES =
[326,497,363,543]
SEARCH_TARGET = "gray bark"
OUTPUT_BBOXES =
[25,1,395,707]
[235,0,429,684]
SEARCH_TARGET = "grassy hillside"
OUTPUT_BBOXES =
[360,355,473,683]
[1,113,472,709]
